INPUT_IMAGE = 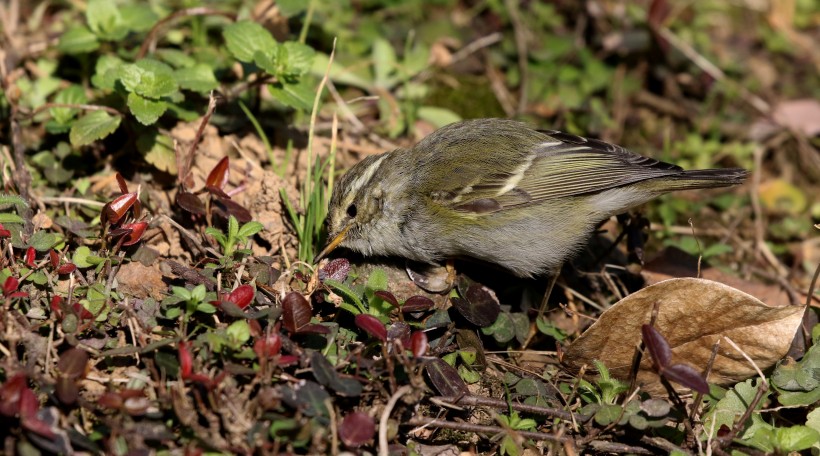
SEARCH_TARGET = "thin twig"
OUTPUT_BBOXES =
[379,385,412,456]
[430,395,580,421]
[137,7,236,59]
[20,102,123,119]
[406,417,571,443]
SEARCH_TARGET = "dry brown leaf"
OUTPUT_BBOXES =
[563,278,805,394]
[116,262,166,300]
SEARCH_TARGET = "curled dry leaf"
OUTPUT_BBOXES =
[563,278,805,394]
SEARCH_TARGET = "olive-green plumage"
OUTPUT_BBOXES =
[319,119,748,277]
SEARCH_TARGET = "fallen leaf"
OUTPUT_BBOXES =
[563,278,805,394]
[116,262,166,300]
[772,99,820,137]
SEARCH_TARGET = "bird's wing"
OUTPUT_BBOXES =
[432,130,684,214]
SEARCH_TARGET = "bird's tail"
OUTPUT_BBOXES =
[656,168,749,191]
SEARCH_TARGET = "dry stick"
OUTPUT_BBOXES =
[1,51,34,236]
[181,93,219,187]
[656,26,770,115]
[504,0,529,116]
[379,385,412,456]
[714,337,769,451]
[406,417,572,443]
[750,146,789,278]
[22,102,123,119]
[137,7,236,59]
[430,395,579,421]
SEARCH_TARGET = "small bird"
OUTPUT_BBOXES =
[316,119,748,278]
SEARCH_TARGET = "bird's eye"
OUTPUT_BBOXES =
[346,204,357,218]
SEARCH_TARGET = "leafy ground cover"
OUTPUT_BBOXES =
[0,0,818,454]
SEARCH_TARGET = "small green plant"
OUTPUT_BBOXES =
[205,215,263,258]
[495,410,537,456]
[166,284,216,319]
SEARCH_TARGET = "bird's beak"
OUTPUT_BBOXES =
[314,225,351,264]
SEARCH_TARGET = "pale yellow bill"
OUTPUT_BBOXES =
[313,225,351,263]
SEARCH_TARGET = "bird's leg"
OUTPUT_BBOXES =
[521,265,562,350]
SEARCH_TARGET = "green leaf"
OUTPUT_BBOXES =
[282,41,316,77]
[119,59,178,98]
[29,231,60,251]
[267,79,314,111]
[276,0,308,17]
[50,85,88,124]
[72,246,94,268]
[227,216,239,240]
[91,54,125,90]
[191,284,206,303]
[127,92,167,125]
[703,378,768,438]
[0,193,28,207]
[0,213,25,224]
[196,302,217,314]
[481,312,515,344]
[174,64,219,92]
[57,26,99,54]
[223,21,277,63]
[171,286,192,301]
[137,131,177,174]
[119,5,159,33]
[70,110,121,147]
[237,221,264,239]
[227,321,251,347]
[773,425,820,452]
[86,0,127,41]
[417,106,461,128]
[372,38,397,88]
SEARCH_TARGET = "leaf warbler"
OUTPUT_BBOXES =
[316,118,747,278]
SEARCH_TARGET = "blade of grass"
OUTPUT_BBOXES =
[237,99,278,174]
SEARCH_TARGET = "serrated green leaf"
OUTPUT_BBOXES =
[282,41,316,77]
[137,130,177,174]
[0,193,28,207]
[191,284,206,303]
[127,92,167,125]
[29,231,60,251]
[171,286,192,301]
[119,59,178,98]
[57,26,100,54]
[267,79,314,111]
[69,110,121,147]
[50,86,88,124]
[174,64,219,92]
[223,21,277,63]
[87,0,127,41]
[227,215,239,239]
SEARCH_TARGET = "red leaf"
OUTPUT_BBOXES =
[71,303,94,320]
[0,373,26,416]
[373,290,399,307]
[3,276,19,295]
[226,284,254,309]
[178,341,193,379]
[25,247,36,268]
[0,223,10,238]
[318,258,350,282]
[662,364,709,394]
[206,157,230,190]
[355,314,387,342]
[98,391,123,410]
[120,221,148,246]
[339,412,375,448]
[50,296,64,314]
[401,295,434,312]
[176,191,206,215]
[282,292,312,333]
[642,324,672,368]
[115,172,129,194]
[254,333,282,359]
[57,263,77,275]
[410,331,428,357]
[102,192,137,225]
